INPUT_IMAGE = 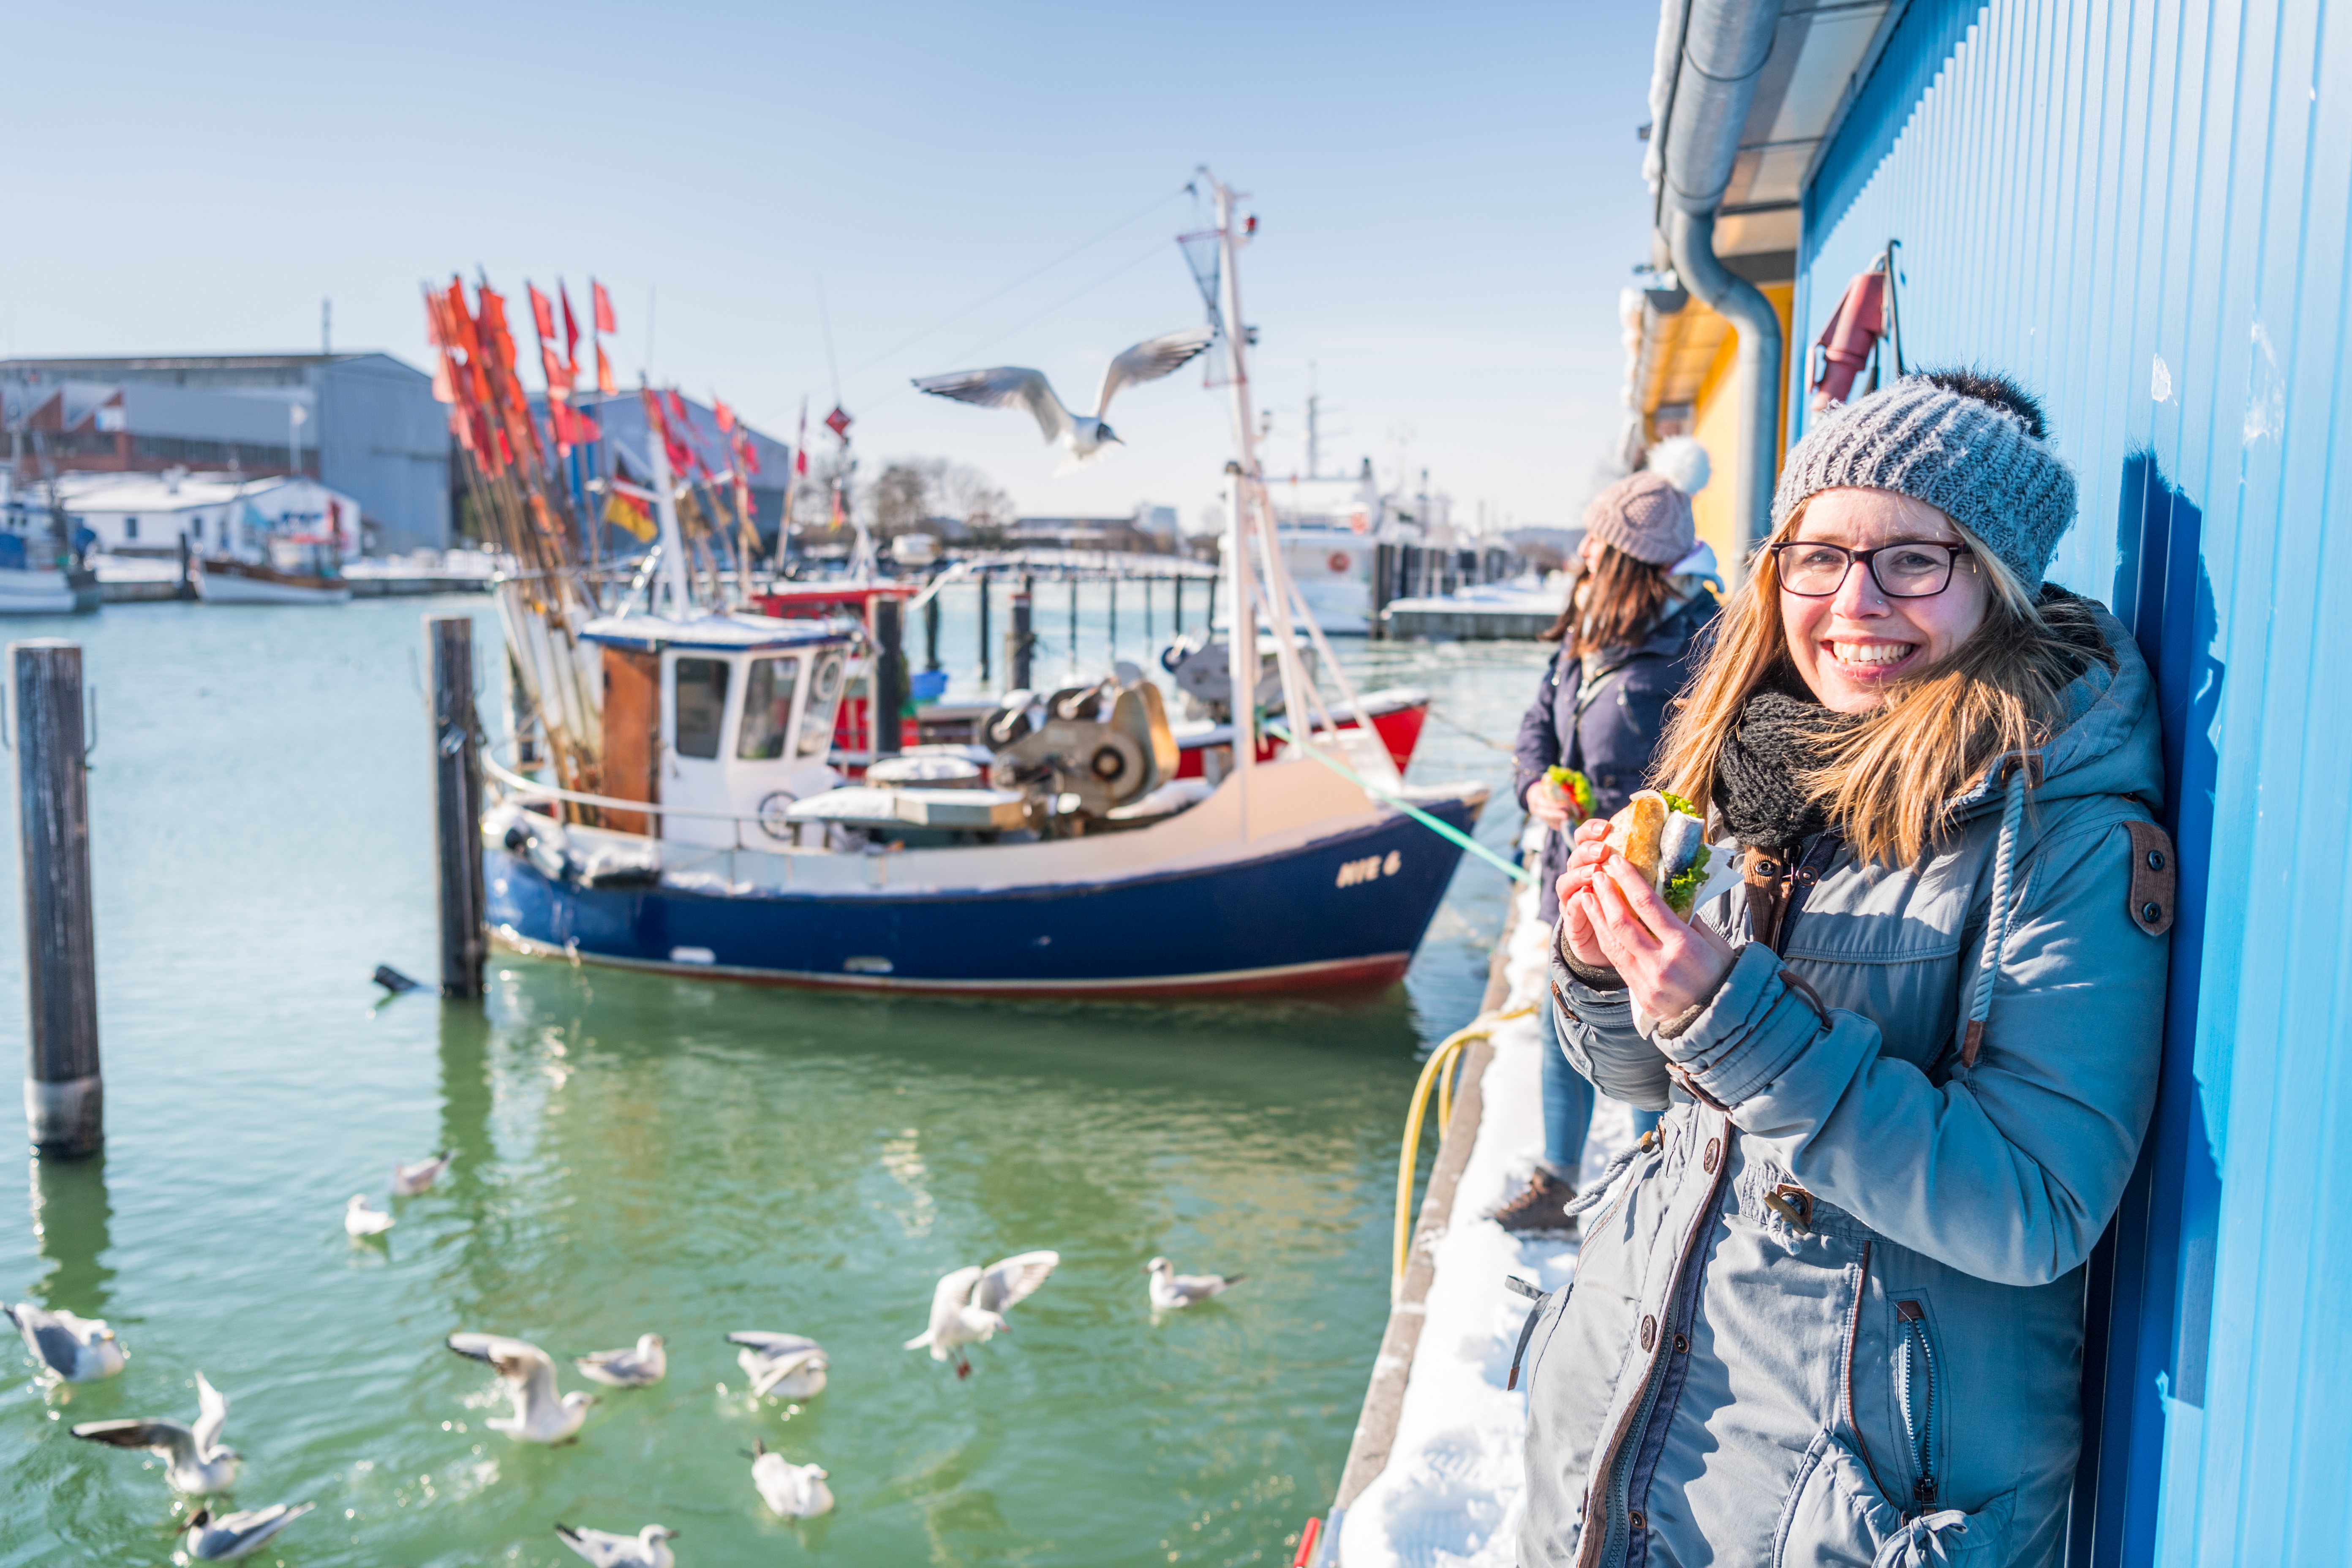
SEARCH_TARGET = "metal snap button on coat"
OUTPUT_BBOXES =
[1674,1332,1688,1353]
[1641,1315,1656,1350]
[1703,1138,1720,1173]
[1630,1510,1647,1531]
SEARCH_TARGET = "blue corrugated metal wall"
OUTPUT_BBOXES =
[1796,1,2350,1562]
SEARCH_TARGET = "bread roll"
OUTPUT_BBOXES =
[1608,791,1669,888]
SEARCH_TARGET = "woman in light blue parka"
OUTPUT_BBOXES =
[1517,371,2173,1568]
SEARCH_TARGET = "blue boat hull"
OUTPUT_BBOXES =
[484,796,1481,996]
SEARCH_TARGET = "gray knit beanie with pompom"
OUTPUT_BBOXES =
[1772,370,2076,591]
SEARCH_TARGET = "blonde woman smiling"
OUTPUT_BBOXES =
[1516,372,2173,1568]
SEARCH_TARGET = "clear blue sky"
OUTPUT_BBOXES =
[0,2,1660,533]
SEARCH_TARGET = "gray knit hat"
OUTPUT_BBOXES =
[1772,371,2077,590]
[1584,471,1696,566]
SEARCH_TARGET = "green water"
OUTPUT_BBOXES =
[0,596,1543,1567]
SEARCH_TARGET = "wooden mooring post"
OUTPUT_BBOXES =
[13,640,101,1157]
[427,617,486,1001]
[1008,583,1034,691]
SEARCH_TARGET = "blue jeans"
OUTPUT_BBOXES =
[1538,1004,1661,1184]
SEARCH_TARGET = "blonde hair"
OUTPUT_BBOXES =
[1652,501,2111,866]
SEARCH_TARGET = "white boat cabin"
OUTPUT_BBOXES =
[582,614,850,849]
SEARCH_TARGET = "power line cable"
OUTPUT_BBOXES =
[835,186,1189,390]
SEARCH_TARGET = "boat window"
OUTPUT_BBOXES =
[674,657,730,759]
[798,653,844,757]
[737,656,800,760]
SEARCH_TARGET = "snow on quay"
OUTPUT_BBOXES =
[1339,870,1643,1568]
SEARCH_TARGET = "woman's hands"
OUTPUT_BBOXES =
[1555,818,1738,1019]
[1526,775,1574,831]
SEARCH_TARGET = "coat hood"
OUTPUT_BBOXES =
[1946,598,2162,823]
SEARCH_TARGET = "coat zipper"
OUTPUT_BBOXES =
[1895,1299,1938,1508]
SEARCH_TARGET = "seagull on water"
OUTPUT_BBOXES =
[750,1437,833,1517]
[727,1331,828,1399]
[184,1502,315,1561]
[904,1250,1059,1378]
[447,1333,597,1443]
[392,1151,452,1196]
[5,1301,125,1381]
[1147,1255,1245,1311]
[71,1371,239,1493]
[913,328,1214,473]
[345,1195,395,1238]
[555,1521,678,1568]
[575,1333,666,1388]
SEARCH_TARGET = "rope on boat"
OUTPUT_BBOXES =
[1262,725,1531,885]
[1394,1004,1539,1292]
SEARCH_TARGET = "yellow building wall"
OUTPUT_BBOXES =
[1686,282,1794,573]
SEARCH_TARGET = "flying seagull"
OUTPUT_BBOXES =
[184,1502,315,1562]
[392,1151,452,1196]
[5,1301,126,1381]
[71,1371,239,1494]
[905,1250,1059,1378]
[750,1437,834,1518]
[554,1522,678,1568]
[727,1331,828,1399]
[913,327,1214,472]
[574,1333,666,1388]
[446,1333,598,1443]
[1146,1255,1245,1311]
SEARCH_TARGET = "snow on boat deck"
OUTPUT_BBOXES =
[1338,864,1643,1568]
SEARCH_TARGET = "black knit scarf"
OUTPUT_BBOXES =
[1712,672,1861,852]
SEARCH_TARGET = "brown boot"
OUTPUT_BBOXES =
[1489,1168,1579,1239]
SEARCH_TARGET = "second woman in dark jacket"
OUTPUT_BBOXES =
[1491,470,1714,1235]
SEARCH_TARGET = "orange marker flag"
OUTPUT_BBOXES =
[592,279,616,334]
[528,284,556,342]
[713,397,736,433]
[596,343,616,396]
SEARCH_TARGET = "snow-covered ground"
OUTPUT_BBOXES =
[1339,871,1641,1568]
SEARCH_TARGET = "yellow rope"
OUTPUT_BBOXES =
[1394,1003,1538,1292]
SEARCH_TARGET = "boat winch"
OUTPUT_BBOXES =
[983,674,1181,822]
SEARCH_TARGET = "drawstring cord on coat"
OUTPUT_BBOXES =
[1960,763,2031,1068]
[1873,1507,1972,1567]
[1563,1131,1657,1220]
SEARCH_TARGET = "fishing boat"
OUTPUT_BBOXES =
[199,534,352,604]
[459,172,1485,995]
[0,479,101,614]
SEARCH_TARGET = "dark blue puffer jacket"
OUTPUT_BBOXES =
[1511,592,1715,922]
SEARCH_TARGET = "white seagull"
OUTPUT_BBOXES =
[392,1151,453,1196]
[446,1333,597,1443]
[913,327,1214,472]
[1147,1255,1245,1311]
[71,1371,239,1494]
[575,1333,666,1388]
[344,1195,395,1238]
[750,1437,834,1518]
[184,1502,315,1561]
[727,1331,828,1399]
[5,1301,126,1381]
[555,1521,678,1568]
[904,1250,1059,1378]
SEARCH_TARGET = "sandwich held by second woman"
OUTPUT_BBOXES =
[1518,370,2173,1568]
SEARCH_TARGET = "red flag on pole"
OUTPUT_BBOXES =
[713,398,736,433]
[795,400,809,475]
[592,280,616,334]
[596,343,616,396]
[559,283,580,364]
[528,285,556,342]
[825,405,852,441]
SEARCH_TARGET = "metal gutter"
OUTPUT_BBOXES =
[1655,0,1789,564]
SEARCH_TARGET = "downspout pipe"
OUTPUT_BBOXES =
[1659,0,1786,566]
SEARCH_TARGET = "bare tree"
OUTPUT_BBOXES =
[870,462,932,536]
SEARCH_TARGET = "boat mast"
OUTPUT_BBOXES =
[644,381,694,617]
[1209,172,1258,836]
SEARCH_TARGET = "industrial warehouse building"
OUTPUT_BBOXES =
[1,353,449,553]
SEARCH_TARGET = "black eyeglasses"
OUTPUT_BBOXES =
[1769,539,1976,599]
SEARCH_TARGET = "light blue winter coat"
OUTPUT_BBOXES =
[1517,602,2172,1568]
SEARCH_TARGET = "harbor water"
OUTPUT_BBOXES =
[0,594,1551,1567]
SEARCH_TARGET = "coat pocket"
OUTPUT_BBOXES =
[1772,1428,2015,1568]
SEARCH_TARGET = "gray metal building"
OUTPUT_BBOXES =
[0,353,450,552]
